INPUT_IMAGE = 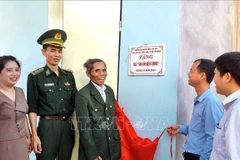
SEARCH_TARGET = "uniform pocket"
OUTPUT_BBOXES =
[90,105,103,112]
[107,103,115,116]
[63,86,73,101]
[112,131,121,146]
[114,132,120,140]
[90,105,104,118]
[111,131,121,154]
[89,105,104,130]
[42,86,58,102]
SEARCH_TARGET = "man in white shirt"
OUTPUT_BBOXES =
[210,52,240,160]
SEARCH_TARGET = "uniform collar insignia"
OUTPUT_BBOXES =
[46,69,51,76]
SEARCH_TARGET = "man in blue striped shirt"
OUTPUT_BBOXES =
[167,59,223,160]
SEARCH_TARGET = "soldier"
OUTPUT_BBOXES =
[27,29,77,160]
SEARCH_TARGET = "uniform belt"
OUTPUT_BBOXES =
[182,151,200,159]
[40,115,71,120]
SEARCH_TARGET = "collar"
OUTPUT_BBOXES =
[44,65,65,76]
[222,90,240,106]
[194,88,212,103]
[91,81,106,91]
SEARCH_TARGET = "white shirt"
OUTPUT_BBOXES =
[210,90,240,160]
[91,81,106,102]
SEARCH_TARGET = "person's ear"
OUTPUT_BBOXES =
[200,72,206,80]
[41,48,46,56]
[224,72,231,83]
[86,71,90,78]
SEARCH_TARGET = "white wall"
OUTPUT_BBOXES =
[62,1,120,93]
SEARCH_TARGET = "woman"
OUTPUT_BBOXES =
[0,55,31,160]
[75,58,121,160]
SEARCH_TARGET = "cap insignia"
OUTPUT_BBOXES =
[54,33,62,40]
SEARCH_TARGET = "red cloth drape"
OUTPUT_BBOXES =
[115,101,161,160]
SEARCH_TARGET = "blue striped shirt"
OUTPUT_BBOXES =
[179,89,223,160]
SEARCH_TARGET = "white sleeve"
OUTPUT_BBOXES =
[225,107,240,159]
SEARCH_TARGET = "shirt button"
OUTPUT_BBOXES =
[105,108,108,110]
[108,137,111,140]
[95,109,98,112]
[59,88,61,90]
[61,98,63,101]
[49,89,52,92]
[110,106,112,108]
[106,117,109,120]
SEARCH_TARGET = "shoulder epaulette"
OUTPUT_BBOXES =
[62,68,73,73]
[31,67,44,75]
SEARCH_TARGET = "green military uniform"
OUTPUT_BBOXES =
[75,81,121,160]
[27,29,77,160]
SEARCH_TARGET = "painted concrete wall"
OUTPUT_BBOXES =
[177,1,234,159]
[0,1,48,160]
[118,1,180,159]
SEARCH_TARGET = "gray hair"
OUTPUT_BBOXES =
[83,58,107,73]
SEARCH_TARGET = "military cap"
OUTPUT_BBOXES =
[37,29,67,48]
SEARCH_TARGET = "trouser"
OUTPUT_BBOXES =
[182,151,200,160]
[36,118,75,160]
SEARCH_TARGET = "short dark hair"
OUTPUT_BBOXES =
[83,58,107,73]
[42,44,49,50]
[214,51,240,85]
[0,55,21,73]
[194,58,215,84]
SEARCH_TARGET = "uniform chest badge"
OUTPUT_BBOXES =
[44,83,54,87]
[64,82,71,86]
[46,69,51,76]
